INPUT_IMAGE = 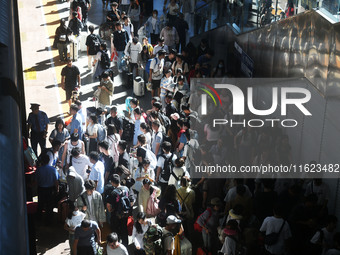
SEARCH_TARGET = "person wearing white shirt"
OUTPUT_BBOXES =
[224,179,252,204]
[70,147,92,181]
[304,179,330,207]
[133,108,145,146]
[88,152,105,194]
[310,215,338,255]
[122,16,134,41]
[124,37,142,78]
[75,100,87,133]
[149,49,166,97]
[156,141,177,194]
[64,203,86,254]
[106,232,129,255]
[260,204,292,255]
[132,212,152,254]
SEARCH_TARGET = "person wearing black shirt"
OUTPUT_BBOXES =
[105,106,123,137]
[98,141,115,184]
[112,22,129,72]
[163,48,177,74]
[107,2,121,24]
[61,58,81,106]
[55,19,72,62]
[117,140,130,170]
[164,93,177,118]
[174,13,189,52]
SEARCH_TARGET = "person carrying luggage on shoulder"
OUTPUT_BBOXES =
[68,11,83,37]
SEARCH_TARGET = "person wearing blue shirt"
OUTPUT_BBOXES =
[35,154,59,224]
[88,152,105,194]
[27,103,50,156]
[69,104,84,140]
[133,108,145,146]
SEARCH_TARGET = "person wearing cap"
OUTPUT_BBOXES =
[197,197,223,254]
[112,22,129,73]
[69,104,84,139]
[144,10,162,45]
[149,49,166,97]
[153,37,169,56]
[163,215,182,255]
[97,71,114,109]
[61,58,81,107]
[160,23,179,51]
[160,69,174,109]
[67,166,85,202]
[124,36,142,77]
[61,132,85,169]
[27,103,50,156]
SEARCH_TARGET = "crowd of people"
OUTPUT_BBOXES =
[25,0,340,255]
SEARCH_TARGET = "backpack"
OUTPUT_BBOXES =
[89,34,100,54]
[143,225,173,255]
[158,112,171,131]
[174,60,186,73]
[160,153,174,182]
[100,50,110,69]
[157,131,172,146]
[112,187,131,214]
[264,220,286,245]
[146,189,161,217]
[145,57,158,74]
[194,207,213,232]
[121,117,135,142]
[97,124,106,143]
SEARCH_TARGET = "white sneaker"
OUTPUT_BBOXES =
[118,69,123,73]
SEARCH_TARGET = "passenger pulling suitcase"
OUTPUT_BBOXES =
[133,76,145,96]
[69,40,79,61]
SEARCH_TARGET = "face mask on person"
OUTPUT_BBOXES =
[218,64,224,68]
[153,14,157,18]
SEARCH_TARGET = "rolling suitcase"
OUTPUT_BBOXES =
[69,40,79,61]
[133,76,145,96]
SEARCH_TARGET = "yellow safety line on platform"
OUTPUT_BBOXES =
[24,67,37,80]
[42,0,70,120]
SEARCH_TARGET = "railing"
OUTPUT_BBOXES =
[192,0,340,37]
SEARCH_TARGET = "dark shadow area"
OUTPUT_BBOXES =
[45,84,57,89]
[49,112,70,123]
[41,19,60,26]
[37,47,49,52]
[33,56,63,72]
[42,0,57,7]
[35,214,69,255]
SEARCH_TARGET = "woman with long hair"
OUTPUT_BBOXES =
[85,114,99,154]
[132,212,152,255]
[106,124,120,164]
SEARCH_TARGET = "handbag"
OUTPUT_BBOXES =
[93,87,101,98]
[146,190,161,217]
[264,220,286,245]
